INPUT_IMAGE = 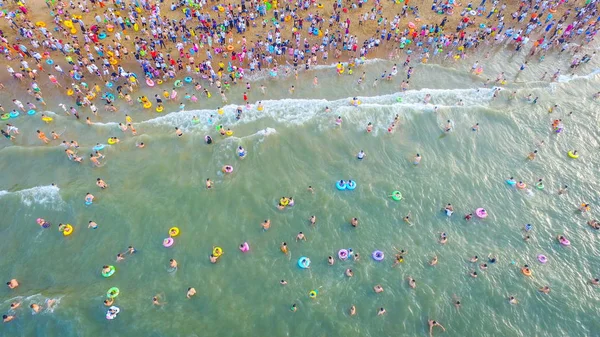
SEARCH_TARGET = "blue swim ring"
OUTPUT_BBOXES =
[85,201,93,205]
[98,32,107,39]
[506,179,516,186]
[346,180,357,190]
[336,180,347,190]
[27,109,36,115]
[184,76,193,83]
[46,59,54,65]
[298,257,310,269]
[106,82,113,88]
[93,144,105,151]
[74,73,81,80]
[9,111,19,118]
[207,118,213,126]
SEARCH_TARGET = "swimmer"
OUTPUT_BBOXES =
[430,255,438,266]
[328,256,335,265]
[30,303,41,314]
[116,253,125,262]
[84,193,94,204]
[170,259,178,269]
[88,220,98,229]
[175,127,183,137]
[345,268,354,277]
[558,185,568,195]
[335,116,342,126]
[152,296,162,306]
[373,285,384,293]
[413,154,421,165]
[439,232,448,244]
[186,287,196,299]
[350,217,358,227]
[136,142,145,148]
[470,270,478,278]
[428,320,446,337]
[127,246,136,254]
[508,296,518,305]
[280,242,288,255]
[209,254,218,263]
[104,298,114,306]
[6,279,18,289]
[260,219,271,231]
[527,150,538,160]
[10,302,20,310]
[357,150,365,160]
[469,256,478,262]
[377,308,386,316]
[290,304,297,312]
[3,314,15,323]
[472,123,479,131]
[353,253,360,261]
[464,213,473,221]
[407,277,416,289]
[309,215,316,226]
[280,280,287,285]
[403,212,413,225]
[366,122,373,132]
[539,286,551,294]
[296,232,306,242]
[590,278,600,285]
[453,295,461,310]
[307,186,314,193]
[480,263,488,270]
[96,178,108,189]
[349,305,356,316]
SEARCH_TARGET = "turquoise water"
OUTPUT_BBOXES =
[1,48,600,336]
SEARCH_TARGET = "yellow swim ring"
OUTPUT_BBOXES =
[107,138,117,145]
[63,224,74,236]
[109,58,117,65]
[567,151,579,159]
[218,108,224,115]
[42,116,53,122]
[143,101,152,109]
[156,105,164,112]
[225,130,233,136]
[279,198,289,206]
[35,21,46,27]
[157,79,163,85]
[67,89,74,96]
[169,227,180,237]
[64,20,73,28]
[213,247,223,257]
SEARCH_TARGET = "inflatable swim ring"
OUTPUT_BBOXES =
[184,76,193,83]
[63,224,73,236]
[309,290,318,299]
[558,236,570,246]
[0,114,9,120]
[225,130,233,136]
[28,109,36,115]
[42,116,53,122]
[475,208,488,219]
[156,105,164,113]
[107,138,117,145]
[336,180,347,190]
[521,268,532,277]
[213,246,223,257]
[535,182,544,190]
[567,151,579,159]
[145,78,155,87]
[9,111,19,118]
[93,144,105,151]
[223,165,233,173]
[298,257,311,269]
[372,250,384,261]
[46,58,54,65]
[143,102,152,109]
[239,242,250,252]
[163,237,174,247]
[174,80,183,87]
[98,32,107,40]
[338,249,348,260]
[537,254,547,264]
[106,287,120,298]
[169,227,180,237]
[346,180,357,190]
[102,265,116,278]
[516,182,526,189]
[391,191,402,201]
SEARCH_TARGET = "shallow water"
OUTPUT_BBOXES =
[1,46,600,337]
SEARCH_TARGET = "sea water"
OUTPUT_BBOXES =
[0,47,599,337]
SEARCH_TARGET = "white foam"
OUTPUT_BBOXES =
[556,68,600,83]
[0,185,64,207]
[137,87,494,133]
